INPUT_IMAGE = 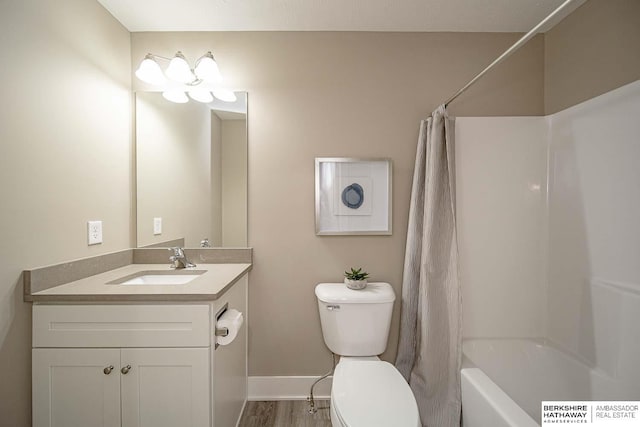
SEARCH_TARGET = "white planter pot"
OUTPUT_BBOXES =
[344,278,367,290]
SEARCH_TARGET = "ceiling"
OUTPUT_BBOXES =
[98,0,586,33]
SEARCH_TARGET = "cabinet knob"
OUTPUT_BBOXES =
[103,365,114,375]
[121,365,131,375]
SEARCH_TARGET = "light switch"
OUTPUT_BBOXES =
[87,221,103,245]
[153,217,162,235]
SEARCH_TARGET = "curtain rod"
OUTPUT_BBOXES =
[444,0,577,108]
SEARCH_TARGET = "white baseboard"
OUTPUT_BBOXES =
[248,376,333,401]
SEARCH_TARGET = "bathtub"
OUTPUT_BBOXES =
[461,339,636,427]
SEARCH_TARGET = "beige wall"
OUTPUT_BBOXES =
[221,119,248,247]
[0,0,131,425]
[544,0,640,114]
[131,31,545,376]
[136,92,212,247]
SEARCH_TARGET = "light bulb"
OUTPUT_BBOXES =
[188,88,214,103]
[165,52,194,84]
[212,89,237,103]
[135,55,166,85]
[194,52,222,83]
[162,90,188,103]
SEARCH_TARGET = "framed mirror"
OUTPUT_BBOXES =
[135,91,247,248]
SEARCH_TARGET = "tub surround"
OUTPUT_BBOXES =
[23,248,252,302]
[457,81,640,426]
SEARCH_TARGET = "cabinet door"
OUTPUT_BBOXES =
[32,348,121,427]
[121,348,210,427]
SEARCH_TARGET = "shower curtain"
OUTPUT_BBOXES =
[395,105,462,427]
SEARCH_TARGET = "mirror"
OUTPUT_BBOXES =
[135,91,247,248]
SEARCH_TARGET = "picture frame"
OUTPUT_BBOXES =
[315,157,392,235]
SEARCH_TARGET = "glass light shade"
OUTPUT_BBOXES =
[162,90,189,104]
[212,89,237,102]
[194,53,222,83]
[135,57,166,85]
[165,52,194,84]
[188,89,214,103]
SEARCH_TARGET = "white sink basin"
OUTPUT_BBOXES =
[110,270,206,286]
[121,274,200,285]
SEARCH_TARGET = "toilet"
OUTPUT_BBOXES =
[315,282,420,427]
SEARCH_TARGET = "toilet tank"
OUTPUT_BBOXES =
[315,283,395,356]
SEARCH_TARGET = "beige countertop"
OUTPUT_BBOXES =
[29,263,251,302]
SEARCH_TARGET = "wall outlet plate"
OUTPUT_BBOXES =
[153,217,162,235]
[87,221,103,245]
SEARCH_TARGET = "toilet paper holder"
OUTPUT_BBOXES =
[216,327,229,337]
[214,302,244,349]
[214,303,229,349]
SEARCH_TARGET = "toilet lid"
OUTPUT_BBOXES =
[332,361,420,427]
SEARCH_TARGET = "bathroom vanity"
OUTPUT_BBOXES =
[24,249,251,427]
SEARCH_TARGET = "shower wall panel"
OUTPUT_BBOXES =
[546,80,640,376]
[456,117,547,339]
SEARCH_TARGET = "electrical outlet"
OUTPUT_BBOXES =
[87,221,103,245]
[153,217,162,235]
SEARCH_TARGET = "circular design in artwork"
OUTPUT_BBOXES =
[341,183,364,209]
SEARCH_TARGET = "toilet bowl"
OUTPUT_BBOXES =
[315,283,421,427]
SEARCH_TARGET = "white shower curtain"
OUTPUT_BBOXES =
[395,105,462,427]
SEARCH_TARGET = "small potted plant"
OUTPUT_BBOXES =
[344,267,370,290]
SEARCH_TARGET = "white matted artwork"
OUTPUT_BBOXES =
[315,157,392,235]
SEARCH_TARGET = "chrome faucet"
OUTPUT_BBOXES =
[200,238,211,248]
[168,247,196,269]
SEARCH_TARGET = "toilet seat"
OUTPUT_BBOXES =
[331,360,420,427]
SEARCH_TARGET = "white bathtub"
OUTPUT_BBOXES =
[461,339,638,427]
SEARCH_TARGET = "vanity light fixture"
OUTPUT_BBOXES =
[135,54,167,86]
[194,52,222,83]
[211,89,237,102]
[135,51,230,104]
[165,52,195,84]
[188,88,214,103]
[162,90,189,104]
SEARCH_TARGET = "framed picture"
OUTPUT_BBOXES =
[315,157,392,235]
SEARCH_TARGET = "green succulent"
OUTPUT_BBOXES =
[344,267,370,281]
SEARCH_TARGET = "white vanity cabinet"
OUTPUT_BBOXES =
[31,275,248,427]
[32,347,210,427]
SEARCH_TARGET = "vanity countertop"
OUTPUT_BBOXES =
[28,263,251,302]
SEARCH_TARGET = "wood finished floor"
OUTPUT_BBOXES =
[238,400,332,427]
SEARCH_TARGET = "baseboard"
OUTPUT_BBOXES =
[248,376,333,401]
